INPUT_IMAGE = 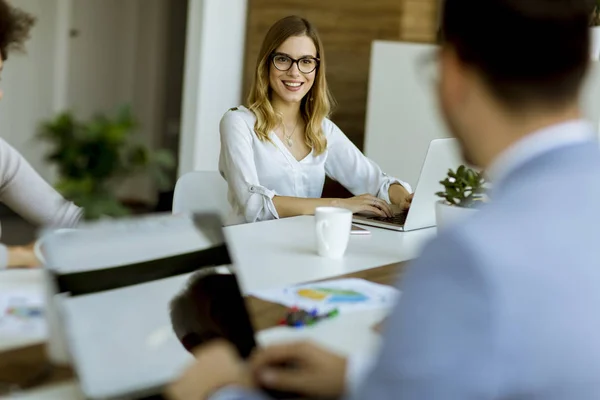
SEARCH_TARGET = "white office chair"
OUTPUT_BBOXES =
[172,171,230,217]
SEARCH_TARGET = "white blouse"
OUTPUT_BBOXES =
[218,106,411,225]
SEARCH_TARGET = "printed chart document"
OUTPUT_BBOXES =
[0,290,46,338]
[248,278,400,313]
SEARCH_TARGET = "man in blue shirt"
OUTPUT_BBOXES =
[167,0,600,399]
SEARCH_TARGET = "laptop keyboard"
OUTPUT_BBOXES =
[367,212,408,225]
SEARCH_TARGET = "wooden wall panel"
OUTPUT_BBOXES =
[243,0,438,198]
[400,0,440,43]
[243,0,403,148]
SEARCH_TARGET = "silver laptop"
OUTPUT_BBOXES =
[42,213,267,400]
[353,138,464,231]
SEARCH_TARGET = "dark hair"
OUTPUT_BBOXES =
[169,269,257,357]
[169,268,226,353]
[0,1,35,61]
[440,0,593,109]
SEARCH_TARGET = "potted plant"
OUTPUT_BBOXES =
[435,165,487,229]
[38,106,175,220]
[591,0,600,60]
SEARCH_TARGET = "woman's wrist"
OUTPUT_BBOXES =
[330,198,346,208]
[274,196,345,218]
[308,198,346,214]
[7,245,39,269]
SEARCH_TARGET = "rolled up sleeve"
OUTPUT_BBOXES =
[219,112,280,223]
[376,173,412,204]
[324,120,411,202]
[243,184,279,223]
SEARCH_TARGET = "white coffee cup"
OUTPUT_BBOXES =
[34,228,77,265]
[315,207,353,258]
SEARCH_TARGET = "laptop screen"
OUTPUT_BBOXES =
[45,213,258,399]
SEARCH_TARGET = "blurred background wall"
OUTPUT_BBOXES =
[0,0,441,242]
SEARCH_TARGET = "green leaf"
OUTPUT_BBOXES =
[152,149,176,169]
[437,164,488,208]
[38,104,175,217]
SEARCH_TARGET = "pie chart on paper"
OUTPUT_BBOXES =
[249,278,401,313]
[295,288,369,304]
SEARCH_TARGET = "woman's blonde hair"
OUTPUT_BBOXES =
[247,16,335,155]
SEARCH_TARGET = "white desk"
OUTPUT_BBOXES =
[0,216,436,399]
[0,269,47,353]
[227,216,436,293]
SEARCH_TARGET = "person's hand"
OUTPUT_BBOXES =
[405,193,414,208]
[7,243,40,269]
[165,340,253,400]
[389,184,413,211]
[250,341,347,398]
[335,194,393,217]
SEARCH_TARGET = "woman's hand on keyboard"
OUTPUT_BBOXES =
[389,184,413,210]
[336,194,393,217]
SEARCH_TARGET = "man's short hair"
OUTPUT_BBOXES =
[169,268,223,353]
[169,268,257,357]
[441,0,593,109]
[0,1,35,61]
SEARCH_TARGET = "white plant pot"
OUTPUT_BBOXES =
[591,27,600,61]
[435,200,478,230]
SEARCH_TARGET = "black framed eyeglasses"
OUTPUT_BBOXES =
[271,52,320,74]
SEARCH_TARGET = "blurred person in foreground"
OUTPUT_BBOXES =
[0,2,82,269]
[167,0,600,399]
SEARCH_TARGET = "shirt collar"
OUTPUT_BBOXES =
[485,119,596,185]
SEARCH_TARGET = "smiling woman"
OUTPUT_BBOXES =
[218,16,413,225]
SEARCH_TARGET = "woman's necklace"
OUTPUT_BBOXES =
[282,119,299,148]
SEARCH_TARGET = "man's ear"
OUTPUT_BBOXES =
[439,46,468,107]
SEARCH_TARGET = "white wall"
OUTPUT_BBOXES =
[364,41,450,189]
[0,0,170,202]
[66,0,170,201]
[582,60,600,138]
[67,0,136,118]
[0,0,62,183]
[67,0,168,143]
[364,41,600,189]
[178,0,248,176]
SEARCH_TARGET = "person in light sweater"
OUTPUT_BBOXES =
[0,2,82,269]
[218,16,413,225]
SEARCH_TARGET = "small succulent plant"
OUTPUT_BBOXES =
[436,165,487,208]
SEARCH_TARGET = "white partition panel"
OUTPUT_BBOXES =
[364,41,449,189]
[364,41,600,189]
[582,60,600,138]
